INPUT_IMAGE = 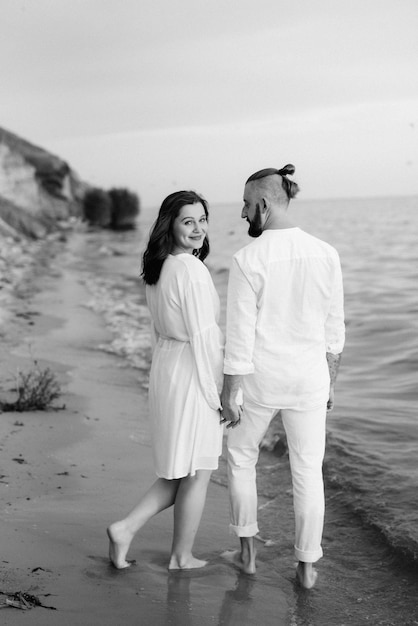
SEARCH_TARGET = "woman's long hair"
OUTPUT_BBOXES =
[141,190,210,285]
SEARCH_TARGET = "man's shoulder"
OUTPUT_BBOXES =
[231,239,264,273]
[233,228,338,255]
[299,229,340,258]
[233,236,265,261]
[232,229,340,269]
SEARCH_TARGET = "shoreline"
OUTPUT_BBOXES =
[1,229,417,625]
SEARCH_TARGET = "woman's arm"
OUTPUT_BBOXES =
[182,267,224,411]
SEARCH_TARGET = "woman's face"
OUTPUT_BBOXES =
[171,203,208,255]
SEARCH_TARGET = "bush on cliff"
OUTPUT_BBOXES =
[83,188,112,227]
[82,186,140,230]
[109,187,140,230]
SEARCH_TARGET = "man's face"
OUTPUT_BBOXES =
[241,184,263,238]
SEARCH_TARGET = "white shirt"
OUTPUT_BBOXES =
[224,228,345,409]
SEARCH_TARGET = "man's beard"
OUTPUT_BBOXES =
[247,204,263,238]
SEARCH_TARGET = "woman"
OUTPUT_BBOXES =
[107,190,224,570]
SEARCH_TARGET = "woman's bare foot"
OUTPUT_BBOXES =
[296,561,318,589]
[107,522,135,569]
[168,555,208,570]
[220,549,256,575]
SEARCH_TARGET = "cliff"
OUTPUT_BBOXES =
[0,127,89,239]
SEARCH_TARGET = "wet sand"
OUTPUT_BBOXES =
[0,236,289,625]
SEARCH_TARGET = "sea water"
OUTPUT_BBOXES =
[80,195,418,622]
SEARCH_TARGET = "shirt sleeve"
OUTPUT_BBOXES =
[325,254,345,354]
[181,267,224,411]
[223,256,257,375]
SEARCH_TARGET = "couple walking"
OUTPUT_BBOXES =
[107,164,345,589]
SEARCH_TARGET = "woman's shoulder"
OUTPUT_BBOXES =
[170,254,210,281]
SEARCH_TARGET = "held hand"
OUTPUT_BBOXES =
[219,402,243,429]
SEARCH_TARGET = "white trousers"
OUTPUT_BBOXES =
[227,399,327,563]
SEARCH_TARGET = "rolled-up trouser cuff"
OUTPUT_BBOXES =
[229,522,259,537]
[294,545,323,563]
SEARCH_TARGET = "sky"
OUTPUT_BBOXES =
[1,0,418,208]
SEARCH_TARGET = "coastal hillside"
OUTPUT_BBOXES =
[0,126,88,238]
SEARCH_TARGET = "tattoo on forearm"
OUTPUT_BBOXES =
[326,352,342,385]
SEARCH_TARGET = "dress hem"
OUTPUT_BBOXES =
[155,460,220,480]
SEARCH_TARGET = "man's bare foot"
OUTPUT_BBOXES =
[296,561,318,589]
[107,522,135,569]
[168,555,208,570]
[220,549,256,575]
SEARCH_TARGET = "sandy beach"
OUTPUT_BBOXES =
[0,233,289,625]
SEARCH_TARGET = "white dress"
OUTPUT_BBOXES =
[146,254,224,479]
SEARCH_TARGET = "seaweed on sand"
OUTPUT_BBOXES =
[0,590,56,610]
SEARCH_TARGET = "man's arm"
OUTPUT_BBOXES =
[220,374,242,428]
[326,352,342,412]
[325,252,345,412]
[222,256,257,428]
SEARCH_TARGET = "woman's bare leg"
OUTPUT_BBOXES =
[107,477,180,569]
[168,470,212,570]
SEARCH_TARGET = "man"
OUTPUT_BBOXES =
[220,164,345,588]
